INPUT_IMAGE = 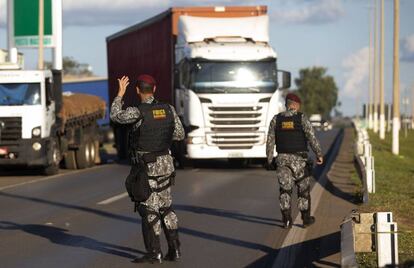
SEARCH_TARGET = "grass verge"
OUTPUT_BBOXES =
[355,130,414,266]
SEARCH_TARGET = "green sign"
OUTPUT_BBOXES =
[13,0,54,47]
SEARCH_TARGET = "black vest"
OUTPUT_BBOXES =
[129,100,175,153]
[275,112,308,153]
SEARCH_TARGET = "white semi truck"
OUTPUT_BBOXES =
[175,15,289,160]
[107,6,290,163]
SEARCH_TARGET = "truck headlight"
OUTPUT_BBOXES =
[32,127,41,137]
[187,136,205,145]
[32,142,42,151]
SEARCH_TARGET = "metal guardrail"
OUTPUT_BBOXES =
[352,120,375,199]
[341,211,400,267]
[341,121,399,267]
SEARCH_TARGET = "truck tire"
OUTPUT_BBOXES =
[75,140,90,169]
[88,140,96,167]
[94,140,101,165]
[64,150,77,170]
[43,139,61,175]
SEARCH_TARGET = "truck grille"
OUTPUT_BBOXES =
[0,117,22,141]
[207,106,264,150]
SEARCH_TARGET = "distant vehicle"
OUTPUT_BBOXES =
[107,6,291,163]
[0,68,106,174]
[309,114,323,130]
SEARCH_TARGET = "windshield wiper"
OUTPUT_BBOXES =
[245,87,261,93]
[210,88,227,93]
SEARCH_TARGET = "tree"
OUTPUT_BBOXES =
[294,67,338,118]
[45,56,93,77]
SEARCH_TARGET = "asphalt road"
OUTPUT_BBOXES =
[0,129,340,268]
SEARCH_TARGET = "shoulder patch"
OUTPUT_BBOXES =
[152,109,167,119]
[282,121,294,129]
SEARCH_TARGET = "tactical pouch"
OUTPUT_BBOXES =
[125,164,152,202]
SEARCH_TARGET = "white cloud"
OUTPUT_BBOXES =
[62,0,256,26]
[63,0,168,10]
[0,0,255,27]
[342,46,369,98]
[271,0,344,24]
[401,34,414,61]
[0,0,6,27]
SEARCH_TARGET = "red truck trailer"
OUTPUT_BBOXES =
[106,6,268,159]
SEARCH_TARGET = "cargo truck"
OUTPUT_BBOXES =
[107,6,291,163]
[0,66,106,175]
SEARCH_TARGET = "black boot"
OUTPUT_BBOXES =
[301,210,315,227]
[132,252,163,264]
[136,205,163,263]
[164,229,181,261]
[282,209,293,229]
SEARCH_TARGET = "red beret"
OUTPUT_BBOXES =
[285,93,301,104]
[137,74,156,86]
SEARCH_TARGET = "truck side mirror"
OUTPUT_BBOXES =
[279,71,291,89]
[45,78,54,106]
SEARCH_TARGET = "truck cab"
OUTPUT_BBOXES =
[174,15,290,160]
[0,68,61,171]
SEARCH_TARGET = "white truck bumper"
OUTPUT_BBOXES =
[186,143,267,159]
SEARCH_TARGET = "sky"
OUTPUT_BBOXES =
[0,0,414,116]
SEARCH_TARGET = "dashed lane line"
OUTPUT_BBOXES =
[97,192,129,205]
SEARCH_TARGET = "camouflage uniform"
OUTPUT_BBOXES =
[266,108,322,221]
[110,95,184,255]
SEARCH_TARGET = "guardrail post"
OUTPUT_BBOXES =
[341,218,358,268]
[364,156,375,193]
[375,212,399,267]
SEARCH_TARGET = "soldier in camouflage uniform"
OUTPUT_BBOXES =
[266,93,323,229]
[110,75,185,263]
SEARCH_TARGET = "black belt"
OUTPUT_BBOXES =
[131,149,170,165]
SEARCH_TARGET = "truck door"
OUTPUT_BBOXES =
[175,60,190,119]
[44,78,56,137]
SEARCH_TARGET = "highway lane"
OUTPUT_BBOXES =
[0,129,339,268]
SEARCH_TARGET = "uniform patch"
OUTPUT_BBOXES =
[152,109,167,119]
[282,121,294,129]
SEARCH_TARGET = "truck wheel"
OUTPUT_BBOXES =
[88,140,96,167]
[43,139,61,175]
[76,140,90,169]
[64,150,77,169]
[94,140,101,165]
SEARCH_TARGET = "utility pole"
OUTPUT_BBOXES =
[38,0,44,70]
[373,0,379,133]
[392,0,400,155]
[412,84,414,129]
[379,0,386,139]
[403,88,408,138]
[368,4,374,129]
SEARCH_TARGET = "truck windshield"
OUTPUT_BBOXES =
[0,83,41,106]
[190,60,277,93]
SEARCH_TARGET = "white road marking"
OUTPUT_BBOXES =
[97,192,129,205]
[0,165,108,192]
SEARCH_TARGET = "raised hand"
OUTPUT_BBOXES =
[117,76,130,97]
[316,157,324,165]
